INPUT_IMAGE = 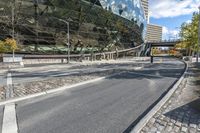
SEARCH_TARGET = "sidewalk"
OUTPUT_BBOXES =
[140,63,200,133]
[0,57,148,71]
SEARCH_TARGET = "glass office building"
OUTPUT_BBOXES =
[0,0,146,53]
[99,0,146,38]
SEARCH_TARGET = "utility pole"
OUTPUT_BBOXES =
[58,19,70,63]
[34,0,39,52]
[67,21,70,63]
[11,0,15,62]
[197,6,200,63]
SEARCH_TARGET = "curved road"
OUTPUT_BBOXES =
[1,58,185,133]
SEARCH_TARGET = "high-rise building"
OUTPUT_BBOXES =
[146,24,163,42]
[141,0,149,22]
[140,0,163,42]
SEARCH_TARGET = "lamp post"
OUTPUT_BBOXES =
[11,0,15,63]
[196,6,200,62]
[33,0,39,52]
[58,19,70,63]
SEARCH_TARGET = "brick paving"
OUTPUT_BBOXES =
[12,69,123,98]
[141,63,200,133]
[0,86,5,100]
[0,60,141,100]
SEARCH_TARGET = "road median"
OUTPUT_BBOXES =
[0,66,143,106]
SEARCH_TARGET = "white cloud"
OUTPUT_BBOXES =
[186,20,192,24]
[162,26,179,40]
[149,0,200,18]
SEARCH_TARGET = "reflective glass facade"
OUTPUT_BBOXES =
[0,0,146,54]
[99,0,146,38]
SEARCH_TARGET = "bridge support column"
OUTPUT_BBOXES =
[151,56,153,63]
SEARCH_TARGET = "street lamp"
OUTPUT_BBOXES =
[57,19,70,63]
[197,6,200,63]
[11,0,15,63]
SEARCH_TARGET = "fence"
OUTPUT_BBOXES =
[1,44,143,65]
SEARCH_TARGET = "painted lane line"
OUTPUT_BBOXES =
[2,103,18,133]
[3,72,18,133]
[52,72,79,77]
[6,73,13,99]
[7,73,12,85]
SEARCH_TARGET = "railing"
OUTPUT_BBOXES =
[2,44,144,60]
[146,39,181,44]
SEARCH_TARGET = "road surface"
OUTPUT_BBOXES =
[0,57,185,133]
[11,58,185,133]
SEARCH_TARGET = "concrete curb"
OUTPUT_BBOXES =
[0,70,8,74]
[0,68,142,106]
[131,61,188,133]
[0,78,108,106]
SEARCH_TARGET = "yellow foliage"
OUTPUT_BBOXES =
[175,42,187,49]
[0,38,18,53]
[0,41,5,53]
[4,38,18,51]
[152,48,161,55]
[169,49,178,55]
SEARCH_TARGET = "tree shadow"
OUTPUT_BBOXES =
[107,67,184,80]
[192,80,200,86]
[164,98,200,125]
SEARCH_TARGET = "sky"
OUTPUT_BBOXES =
[149,0,200,40]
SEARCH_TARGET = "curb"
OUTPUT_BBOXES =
[0,70,8,74]
[131,60,188,133]
[0,68,141,106]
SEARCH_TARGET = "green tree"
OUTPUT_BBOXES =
[179,13,199,56]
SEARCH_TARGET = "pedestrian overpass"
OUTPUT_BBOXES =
[140,40,181,56]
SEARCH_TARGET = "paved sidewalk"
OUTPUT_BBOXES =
[0,86,5,100]
[140,63,200,133]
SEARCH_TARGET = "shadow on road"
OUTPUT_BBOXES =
[107,68,183,80]
[164,98,200,125]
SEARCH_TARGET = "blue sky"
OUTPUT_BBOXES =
[149,0,200,40]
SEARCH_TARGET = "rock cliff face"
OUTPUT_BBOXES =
[0,0,145,54]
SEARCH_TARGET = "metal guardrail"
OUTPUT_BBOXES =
[1,44,144,59]
[146,39,181,44]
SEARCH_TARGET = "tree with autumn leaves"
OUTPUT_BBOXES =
[178,13,200,56]
[0,38,18,53]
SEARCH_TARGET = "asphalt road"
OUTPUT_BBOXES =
[12,58,185,133]
[10,62,142,85]
[0,106,3,132]
[6,58,162,85]
[0,70,7,86]
[0,58,149,86]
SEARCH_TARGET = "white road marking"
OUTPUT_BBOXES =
[6,73,13,98]
[0,71,124,106]
[133,67,143,70]
[2,73,18,133]
[52,72,79,77]
[7,73,12,85]
[2,103,18,133]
